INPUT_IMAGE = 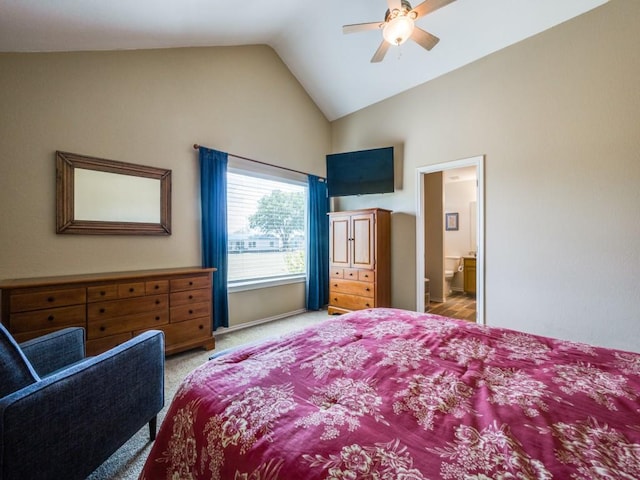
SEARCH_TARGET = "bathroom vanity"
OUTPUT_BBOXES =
[463,257,476,294]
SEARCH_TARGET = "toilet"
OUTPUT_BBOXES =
[444,256,462,295]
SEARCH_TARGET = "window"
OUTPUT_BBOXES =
[227,167,307,286]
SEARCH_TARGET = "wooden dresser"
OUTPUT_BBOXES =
[328,208,391,315]
[0,267,216,356]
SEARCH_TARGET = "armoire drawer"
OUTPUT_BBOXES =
[329,292,375,311]
[330,279,374,298]
[358,270,375,282]
[343,268,360,280]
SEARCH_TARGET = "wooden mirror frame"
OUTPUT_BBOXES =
[56,151,172,235]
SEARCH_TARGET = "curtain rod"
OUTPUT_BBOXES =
[193,144,325,181]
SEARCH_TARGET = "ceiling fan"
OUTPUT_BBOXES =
[343,0,456,63]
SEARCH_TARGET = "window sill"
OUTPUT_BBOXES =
[229,275,306,293]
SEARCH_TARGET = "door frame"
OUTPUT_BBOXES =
[415,155,485,324]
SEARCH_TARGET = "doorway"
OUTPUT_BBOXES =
[415,156,484,324]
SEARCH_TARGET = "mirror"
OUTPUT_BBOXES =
[56,151,171,235]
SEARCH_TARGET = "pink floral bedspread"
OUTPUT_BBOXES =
[140,308,640,479]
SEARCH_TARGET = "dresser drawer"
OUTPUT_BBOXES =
[146,279,169,295]
[170,302,211,323]
[170,288,211,307]
[87,284,119,302]
[330,279,374,298]
[86,332,133,356]
[170,276,211,292]
[88,309,168,338]
[87,294,168,321]
[117,282,146,298]
[10,305,86,333]
[10,287,86,313]
[329,292,375,311]
[158,317,210,348]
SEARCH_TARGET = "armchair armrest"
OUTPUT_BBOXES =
[19,327,85,377]
[1,330,164,480]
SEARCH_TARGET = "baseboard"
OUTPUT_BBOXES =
[213,308,308,337]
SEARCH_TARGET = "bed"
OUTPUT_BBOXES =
[140,308,640,479]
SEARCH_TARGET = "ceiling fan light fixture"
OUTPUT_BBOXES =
[382,15,414,46]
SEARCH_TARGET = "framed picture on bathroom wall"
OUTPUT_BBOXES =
[445,212,459,231]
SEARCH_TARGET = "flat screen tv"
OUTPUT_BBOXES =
[326,146,394,197]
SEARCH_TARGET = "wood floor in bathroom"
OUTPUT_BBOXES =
[428,292,477,322]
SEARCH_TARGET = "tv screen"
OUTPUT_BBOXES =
[326,147,394,197]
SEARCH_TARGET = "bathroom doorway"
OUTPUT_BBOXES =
[415,156,484,324]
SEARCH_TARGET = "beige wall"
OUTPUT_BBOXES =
[0,45,331,325]
[332,0,640,352]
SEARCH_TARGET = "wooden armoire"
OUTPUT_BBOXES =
[328,208,391,314]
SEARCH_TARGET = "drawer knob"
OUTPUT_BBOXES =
[47,297,55,303]
[188,295,193,300]
[99,308,105,314]
[365,303,371,307]
[198,324,203,330]
[100,326,106,332]
[100,291,106,296]
[154,285,160,290]
[364,274,369,278]
[366,288,370,292]
[349,273,353,276]
[47,315,54,321]
[333,284,338,287]
[155,300,160,305]
[155,316,160,321]
[189,281,193,286]
[189,309,193,314]
[333,298,338,302]
[129,287,135,293]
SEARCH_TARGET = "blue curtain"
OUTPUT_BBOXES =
[199,147,229,329]
[306,175,329,310]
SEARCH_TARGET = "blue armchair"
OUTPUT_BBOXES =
[0,324,164,480]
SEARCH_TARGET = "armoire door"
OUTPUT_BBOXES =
[351,212,375,270]
[329,215,350,267]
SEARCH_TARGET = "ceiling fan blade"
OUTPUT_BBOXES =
[343,22,384,34]
[387,0,402,11]
[411,27,440,51]
[371,41,390,63]
[411,0,456,19]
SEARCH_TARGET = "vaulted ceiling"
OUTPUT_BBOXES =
[0,0,608,120]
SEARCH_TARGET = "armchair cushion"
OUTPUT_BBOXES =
[0,323,39,397]
[19,327,86,377]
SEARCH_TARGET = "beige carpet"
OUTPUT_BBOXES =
[86,309,329,480]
